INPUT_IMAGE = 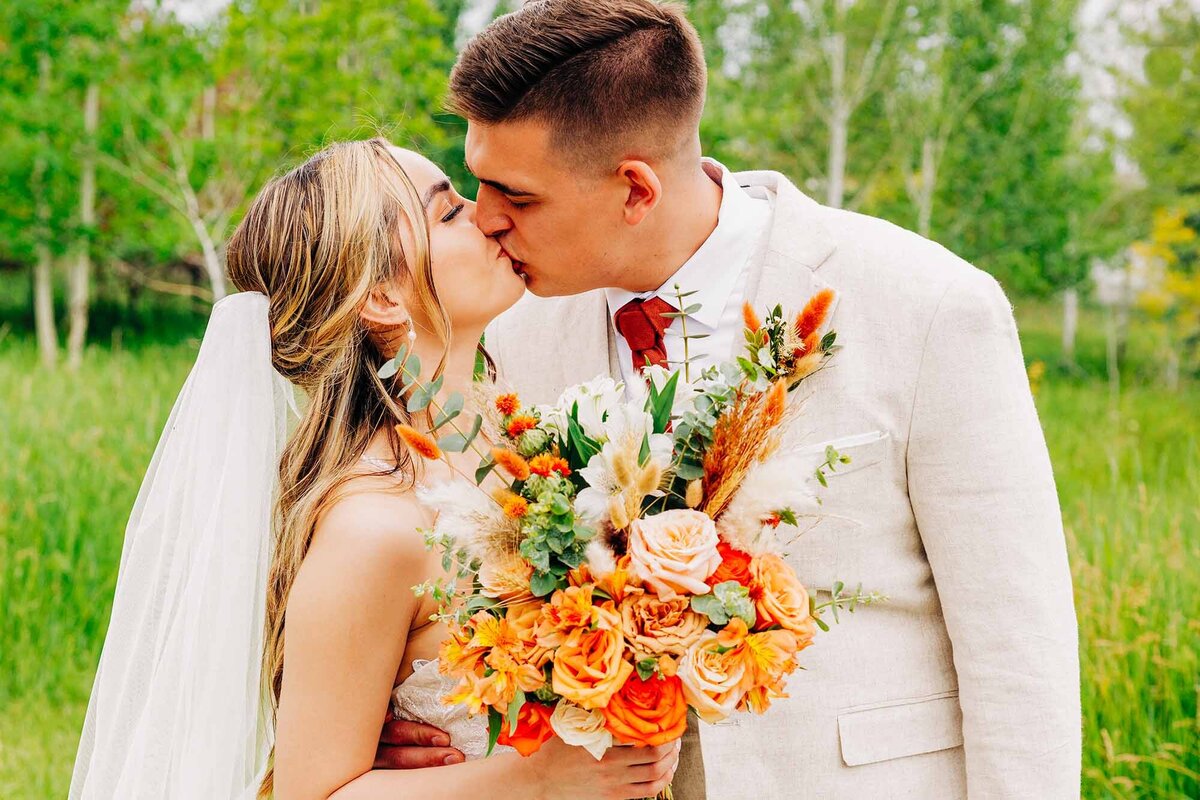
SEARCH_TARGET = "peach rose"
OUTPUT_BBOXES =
[628,509,722,600]
[619,585,708,660]
[750,553,817,646]
[678,631,747,723]
[602,673,689,747]
[551,606,634,710]
[506,601,553,669]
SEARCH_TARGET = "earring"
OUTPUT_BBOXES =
[406,320,418,344]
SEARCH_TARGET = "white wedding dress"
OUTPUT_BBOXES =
[390,659,514,760]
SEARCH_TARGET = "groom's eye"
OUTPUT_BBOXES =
[441,203,465,223]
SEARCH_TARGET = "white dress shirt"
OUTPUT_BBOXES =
[606,159,772,387]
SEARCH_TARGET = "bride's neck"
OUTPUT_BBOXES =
[409,329,481,406]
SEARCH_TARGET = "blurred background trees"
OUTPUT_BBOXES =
[0,0,1195,387]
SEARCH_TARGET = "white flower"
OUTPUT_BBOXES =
[575,405,673,528]
[717,452,821,556]
[549,702,613,760]
[538,376,625,443]
[417,477,518,562]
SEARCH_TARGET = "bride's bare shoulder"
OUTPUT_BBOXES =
[306,475,436,575]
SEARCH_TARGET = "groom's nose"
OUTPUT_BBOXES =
[474,184,512,237]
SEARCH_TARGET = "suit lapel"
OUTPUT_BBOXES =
[738,170,840,339]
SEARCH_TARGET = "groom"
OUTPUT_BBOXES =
[381,0,1082,796]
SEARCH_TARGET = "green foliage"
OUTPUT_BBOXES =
[691,580,756,628]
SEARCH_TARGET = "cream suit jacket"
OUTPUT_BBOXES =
[484,171,1081,799]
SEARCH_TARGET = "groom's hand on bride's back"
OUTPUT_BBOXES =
[374,718,465,769]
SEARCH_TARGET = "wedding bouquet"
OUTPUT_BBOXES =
[382,289,881,761]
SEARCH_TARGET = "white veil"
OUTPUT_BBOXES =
[70,292,294,799]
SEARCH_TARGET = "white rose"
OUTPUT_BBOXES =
[549,702,614,760]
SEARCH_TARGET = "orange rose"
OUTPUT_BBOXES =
[628,509,722,600]
[677,631,747,724]
[497,701,556,757]
[602,673,689,746]
[552,606,634,709]
[706,541,754,587]
[749,553,817,646]
[619,586,708,660]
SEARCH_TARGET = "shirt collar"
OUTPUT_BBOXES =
[606,158,767,330]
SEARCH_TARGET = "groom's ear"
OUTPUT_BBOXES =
[617,160,662,226]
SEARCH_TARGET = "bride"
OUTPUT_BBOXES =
[69,137,680,799]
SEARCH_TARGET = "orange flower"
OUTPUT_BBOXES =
[506,414,539,438]
[537,584,598,647]
[395,424,441,460]
[529,453,571,477]
[551,606,634,709]
[477,648,546,710]
[492,448,532,480]
[494,489,530,519]
[497,701,556,757]
[438,623,486,677]
[619,586,708,660]
[706,541,754,588]
[749,553,817,647]
[603,673,689,747]
[495,393,521,416]
[742,302,762,333]
[795,288,835,340]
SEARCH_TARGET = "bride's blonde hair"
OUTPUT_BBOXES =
[225,137,447,797]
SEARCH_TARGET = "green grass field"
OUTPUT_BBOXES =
[0,300,1196,799]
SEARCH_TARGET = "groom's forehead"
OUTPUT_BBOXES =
[465,119,558,181]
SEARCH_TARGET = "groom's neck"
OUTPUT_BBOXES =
[619,160,722,294]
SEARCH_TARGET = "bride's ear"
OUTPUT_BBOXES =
[361,282,412,358]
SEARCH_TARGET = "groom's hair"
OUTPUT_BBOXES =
[447,0,706,166]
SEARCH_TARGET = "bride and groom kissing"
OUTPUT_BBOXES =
[70,1,1081,798]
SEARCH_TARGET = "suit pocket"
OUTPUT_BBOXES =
[796,430,889,477]
[837,691,963,767]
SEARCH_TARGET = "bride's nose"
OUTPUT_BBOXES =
[463,198,478,225]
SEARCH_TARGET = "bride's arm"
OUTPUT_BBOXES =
[272,490,679,800]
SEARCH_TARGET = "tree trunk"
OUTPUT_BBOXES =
[916,136,936,238]
[33,52,58,368]
[67,83,100,369]
[202,86,216,141]
[192,217,227,301]
[826,33,848,209]
[1061,287,1078,365]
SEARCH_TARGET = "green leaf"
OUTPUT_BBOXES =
[636,658,659,681]
[638,431,651,466]
[463,412,485,448]
[438,432,468,453]
[377,359,399,380]
[475,454,496,484]
[529,569,559,597]
[691,592,729,625]
[647,371,679,434]
[487,706,503,756]
[682,303,702,315]
[433,393,465,429]
[400,353,422,386]
[506,690,526,735]
[820,331,837,351]
[549,494,571,515]
[675,461,704,481]
[407,386,431,413]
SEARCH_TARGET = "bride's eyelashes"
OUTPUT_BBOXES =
[441,203,465,223]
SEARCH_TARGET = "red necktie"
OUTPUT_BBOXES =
[613,296,674,373]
